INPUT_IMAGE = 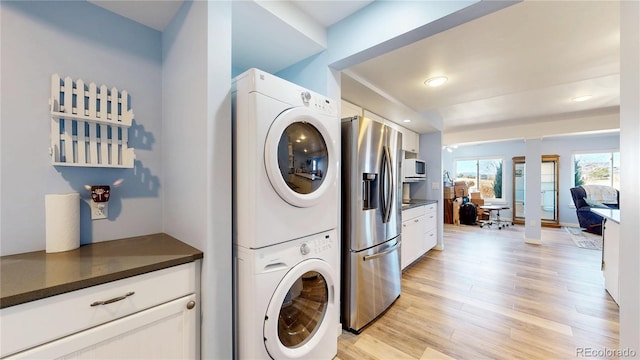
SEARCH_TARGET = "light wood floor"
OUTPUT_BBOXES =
[336,224,619,360]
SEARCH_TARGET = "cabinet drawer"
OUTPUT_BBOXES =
[425,229,437,250]
[1,262,196,358]
[402,206,426,221]
[425,203,437,215]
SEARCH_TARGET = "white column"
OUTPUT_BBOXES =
[524,138,542,244]
[619,0,640,353]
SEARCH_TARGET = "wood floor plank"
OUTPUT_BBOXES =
[336,224,619,359]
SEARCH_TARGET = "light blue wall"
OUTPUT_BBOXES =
[413,132,445,248]
[443,134,620,225]
[162,1,232,358]
[276,52,331,96]
[1,1,163,255]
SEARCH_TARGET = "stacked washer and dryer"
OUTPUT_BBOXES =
[232,69,340,360]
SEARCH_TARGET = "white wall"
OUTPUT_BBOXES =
[0,1,163,255]
[162,2,232,359]
[619,0,640,354]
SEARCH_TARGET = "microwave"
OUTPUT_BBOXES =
[403,158,427,181]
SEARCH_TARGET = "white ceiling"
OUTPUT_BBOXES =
[344,1,620,134]
[89,0,620,140]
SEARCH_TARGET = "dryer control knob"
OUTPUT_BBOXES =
[300,243,311,255]
[301,91,311,103]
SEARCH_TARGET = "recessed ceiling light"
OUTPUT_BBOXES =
[424,76,448,87]
[403,119,411,123]
[572,95,592,102]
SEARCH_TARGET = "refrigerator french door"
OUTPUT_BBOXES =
[341,116,402,333]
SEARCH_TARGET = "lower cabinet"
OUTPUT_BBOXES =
[1,262,199,359]
[7,294,196,359]
[401,203,437,270]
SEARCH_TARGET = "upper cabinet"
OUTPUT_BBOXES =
[362,110,419,154]
[401,128,419,154]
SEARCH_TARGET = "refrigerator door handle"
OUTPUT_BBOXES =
[362,239,401,262]
[380,145,394,223]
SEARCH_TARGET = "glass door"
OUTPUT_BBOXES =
[512,156,526,224]
[512,155,560,227]
[541,155,559,224]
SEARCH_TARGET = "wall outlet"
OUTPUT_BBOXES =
[90,202,108,220]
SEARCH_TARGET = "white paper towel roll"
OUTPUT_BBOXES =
[45,193,80,253]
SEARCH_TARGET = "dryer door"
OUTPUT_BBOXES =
[263,259,335,359]
[264,107,337,208]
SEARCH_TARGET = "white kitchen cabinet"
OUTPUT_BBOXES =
[401,127,420,154]
[1,262,199,359]
[6,294,196,359]
[424,203,437,250]
[401,203,437,270]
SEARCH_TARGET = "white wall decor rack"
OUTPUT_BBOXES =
[49,74,135,168]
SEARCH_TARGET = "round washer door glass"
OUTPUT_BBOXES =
[264,259,335,359]
[277,122,327,195]
[264,107,337,208]
[277,270,327,347]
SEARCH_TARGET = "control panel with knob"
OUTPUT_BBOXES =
[300,243,311,255]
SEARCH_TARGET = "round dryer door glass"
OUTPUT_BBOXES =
[276,122,328,195]
[278,271,328,347]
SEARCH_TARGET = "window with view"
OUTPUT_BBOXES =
[574,152,620,189]
[455,158,503,199]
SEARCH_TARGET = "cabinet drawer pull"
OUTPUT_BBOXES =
[90,291,135,307]
[187,300,196,310]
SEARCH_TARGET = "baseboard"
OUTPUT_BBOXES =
[525,237,542,245]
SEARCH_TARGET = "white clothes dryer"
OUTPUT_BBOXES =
[235,230,339,360]
[233,68,339,249]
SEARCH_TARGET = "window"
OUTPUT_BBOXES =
[574,151,620,189]
[455,158,503,199]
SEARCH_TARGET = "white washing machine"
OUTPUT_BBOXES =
[235,230,339,360]
[233,68,339,249]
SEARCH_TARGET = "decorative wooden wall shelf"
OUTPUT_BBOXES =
[49,74,135,168]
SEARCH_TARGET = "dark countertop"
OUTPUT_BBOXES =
[0,233,203,309]
[401,199,437,210]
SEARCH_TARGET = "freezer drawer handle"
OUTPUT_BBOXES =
[362,240,401,262]
[90,291,135,307]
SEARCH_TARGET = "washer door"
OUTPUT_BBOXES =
[263,259,335,359]
[264,107,336,208]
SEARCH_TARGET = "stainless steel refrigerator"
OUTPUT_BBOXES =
[341,115,402,333]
